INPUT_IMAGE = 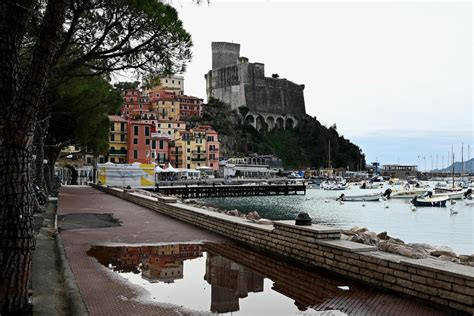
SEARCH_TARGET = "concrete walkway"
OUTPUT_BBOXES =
[58,186,229,315]
[32,201,68,315]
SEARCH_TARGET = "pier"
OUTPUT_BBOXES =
[155,183,306,198]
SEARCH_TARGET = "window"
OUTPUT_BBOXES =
[145,126,150,136]
[120,134,125,142]
[168,124,171,128]
[159,140,164,149]
[110,158,115,163]
[178,81,180,84]
[187,141,190,145]
[133,126,139,136]
[165,79,168,83]
[187,164,190,169]
[110,123,114,131]
[86,157,92,164]
[133,150,138,159]
[110,134,115,141]
[133,138,138,145]
[121,123,125,131]
[210,163,213,167]
[187,156,190,161]
[152,140,156,149]
[145,138,150,145]
[187,148,190,153]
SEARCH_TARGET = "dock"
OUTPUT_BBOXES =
[155,183,306,198]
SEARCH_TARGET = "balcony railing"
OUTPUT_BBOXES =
[109,149,127,156]
[191,150,206,155]
[191,157,207,162]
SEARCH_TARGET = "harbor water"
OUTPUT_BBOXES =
[199,182,474,255]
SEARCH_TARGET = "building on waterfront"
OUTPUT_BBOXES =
[205,42,305,131]
[169,126,220,170]
[105,75,218,168]
[227,154,282,169]
[381,164,418,179]
[108,115,128,163]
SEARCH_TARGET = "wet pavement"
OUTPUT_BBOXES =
[58,186,229,315]
[59,186,458,315]
[87,243,448,316]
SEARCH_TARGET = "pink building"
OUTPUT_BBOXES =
[195,125,220,170]
[127,120,154,164]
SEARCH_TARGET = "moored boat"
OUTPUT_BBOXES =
[336,193,381,202]
[410,195,448,207]
[390,189,427,199]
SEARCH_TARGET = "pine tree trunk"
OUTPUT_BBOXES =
[0,0,66,312]
[0,128,35,312]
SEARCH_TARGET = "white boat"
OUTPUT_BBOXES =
[360,182,384,189]
[336,193,381,202]
[431,191,465,200]
[390,189,427,199]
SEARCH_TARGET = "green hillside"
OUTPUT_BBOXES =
[189,98,366,169]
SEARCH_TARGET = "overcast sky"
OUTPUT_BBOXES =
[172,0,472,168]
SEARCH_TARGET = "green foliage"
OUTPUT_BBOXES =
[201,100,366,169]
[47,75,122,155]
[114,81,140,90]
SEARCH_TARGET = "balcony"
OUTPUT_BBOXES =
[191,157,207,162]
[208,148,219,152]
[109,149,127,156]
[191,150,206,155]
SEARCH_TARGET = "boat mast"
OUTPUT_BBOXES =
[461,143,464,183]
[452,145,455,188]
[328,140,332,169]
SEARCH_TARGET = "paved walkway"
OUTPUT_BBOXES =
[58,186,459,316]
[58,186,229,315]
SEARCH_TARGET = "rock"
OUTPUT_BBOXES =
[430,250,458,258]
[257,219,273,225]
[379,240,428,259]
[246,211,261,220]
[438,255,460,263]
[377,231,389,240]
[225,209,240,217]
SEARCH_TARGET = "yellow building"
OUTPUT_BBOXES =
[155,120,186,139]
[151,98,180,122]
[107,115,128,163]
[170,129,207,169]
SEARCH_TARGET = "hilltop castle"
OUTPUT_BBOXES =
[205,42,306,130]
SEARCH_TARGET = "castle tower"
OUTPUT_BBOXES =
[212,42,240,69]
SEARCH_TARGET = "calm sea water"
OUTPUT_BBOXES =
[199,182,474,255]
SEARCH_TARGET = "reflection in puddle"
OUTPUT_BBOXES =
[87,243,444,316]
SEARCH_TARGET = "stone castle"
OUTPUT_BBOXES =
[205,42,306,131]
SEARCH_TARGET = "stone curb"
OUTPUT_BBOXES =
[55,229,88,315]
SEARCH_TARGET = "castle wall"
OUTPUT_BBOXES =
[206,42,306,116]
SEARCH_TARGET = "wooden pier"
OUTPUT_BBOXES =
[155,184,306,198]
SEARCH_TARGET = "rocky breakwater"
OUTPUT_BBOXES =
[182,199,273,225]
[342,227,474,267]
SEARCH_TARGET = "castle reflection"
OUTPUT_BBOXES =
[88,243,445,315]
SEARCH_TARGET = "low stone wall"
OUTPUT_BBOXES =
[94,185,474,314]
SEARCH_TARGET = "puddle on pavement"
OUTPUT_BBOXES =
[87,243,444,316]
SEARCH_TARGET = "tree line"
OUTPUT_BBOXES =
[0,0,191,312]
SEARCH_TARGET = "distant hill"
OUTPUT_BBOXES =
[190,98,366,169]
[432,158,474,173]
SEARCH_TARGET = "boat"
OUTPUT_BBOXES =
[410,195,448,207]
[336,193,381,202]
[360,181,384,189]
[389,189,427,199]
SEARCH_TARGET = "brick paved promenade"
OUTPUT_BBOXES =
[58,186,229,315]
[58,186,458,315]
